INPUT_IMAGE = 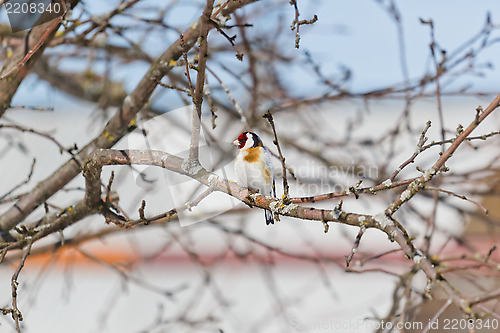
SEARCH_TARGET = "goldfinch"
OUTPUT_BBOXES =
[233,132,276,225]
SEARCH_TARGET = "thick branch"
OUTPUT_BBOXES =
[0,1,80,116]
[188,0,215,164]
[83,149,376,228]
[0,0,260,234]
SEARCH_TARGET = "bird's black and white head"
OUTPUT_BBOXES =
[232,132,263,150]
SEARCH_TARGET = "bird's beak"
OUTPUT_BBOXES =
[232,139,239,146]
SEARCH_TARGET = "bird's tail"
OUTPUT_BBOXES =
[265,209,274,225]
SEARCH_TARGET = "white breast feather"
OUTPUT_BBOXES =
[235,147,274,196]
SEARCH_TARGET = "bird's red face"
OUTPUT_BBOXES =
[233,132,248,149]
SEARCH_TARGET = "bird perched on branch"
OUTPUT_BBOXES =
[233,132,276,225]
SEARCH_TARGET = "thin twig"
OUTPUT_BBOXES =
[346,226,366,267]
[0,124,78,157]
[290,177,418,204]
[420,18,446,153]
[289,0,318,49]
[425,186,488,213]
[206,65,247,122]
[389,120,431,182]
[263,111,289,202]
[210,23,244,60]
[11,242,32,332]
[469,288,500,306]
[421,130,500,150]
[180,34,195,97]
[422,300,451,333]
[0,159,36,202]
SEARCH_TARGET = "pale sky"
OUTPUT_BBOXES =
[1,0,500,109]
